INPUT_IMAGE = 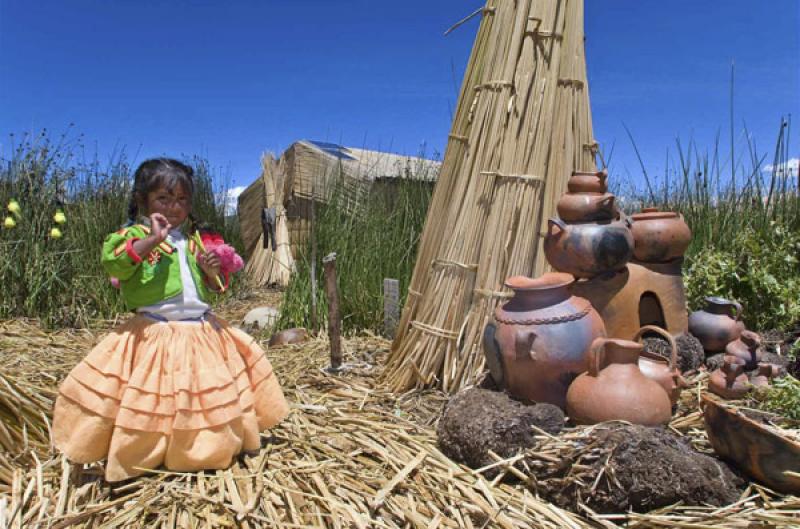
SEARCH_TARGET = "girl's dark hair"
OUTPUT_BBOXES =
[127,158,202,231]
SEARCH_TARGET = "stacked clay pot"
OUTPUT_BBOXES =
[629,207,692,263]
[544,169,634,279]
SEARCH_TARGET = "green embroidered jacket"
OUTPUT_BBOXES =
[101,224,228,310]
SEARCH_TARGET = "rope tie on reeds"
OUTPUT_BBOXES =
[526,20,564,40]
[557,79,585,88]
[432,259,478,272]
[407,288,422,297]
[410,320,460,340]
[474,80,514,91]
[448,133,469,143]
[480,170,544,184]
[473,288,513,299]
[582,142,600,153]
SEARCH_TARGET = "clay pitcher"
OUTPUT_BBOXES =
[565,337,673,425]
[688,297,745,353]
[750,363,780,388]
[486,273,606,409]
[708,357,750,399]
[567,169,608,194]
[633,325,686,406]
[556,192,617,223]
[725,330,763,371]
[543,217,634,279]
[630,207,692,263]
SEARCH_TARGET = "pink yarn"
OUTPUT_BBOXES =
[110,277,121,289]
[204,241,244,274]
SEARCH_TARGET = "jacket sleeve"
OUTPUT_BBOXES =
[101,228,143,280]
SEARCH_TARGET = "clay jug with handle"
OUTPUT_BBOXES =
[566,337,673,425]
[688,297,745,353]
[633,325,687,405]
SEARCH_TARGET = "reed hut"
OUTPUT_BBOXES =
[238,141,440,286]
[383,0,598,393]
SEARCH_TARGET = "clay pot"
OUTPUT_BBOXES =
[725,330,763,371]
[268,327,309,347]
[750,363,780,388]
[485,272,605,409]
[565,336,673,425]
[630,208,692,263]
[567,169,608,194]
[633,325,686,405]
[543,217,634,279]
[688,297,745,353]
[556,192,617,222]
[708,357,750,399]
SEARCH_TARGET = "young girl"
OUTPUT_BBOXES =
[53,158,289,482]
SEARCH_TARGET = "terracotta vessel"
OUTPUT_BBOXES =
[556,192,617,223]
[484,273,605,409]
[566,336,673,425]
[688,296,745,352]
[567,169,608,194]
[633,325,686,405]
[268,327,309,347]
[703,395,800,494]
[708,357,750,399]
[750,363,780,388]
[725,330,763,371]
[544,217,634,279]
[630,208,692,263]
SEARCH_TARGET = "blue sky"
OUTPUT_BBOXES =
[1,0,798,197]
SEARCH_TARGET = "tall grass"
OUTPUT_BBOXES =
[0,129,240,327]
[618,117,799,330]
[278,177,433,334]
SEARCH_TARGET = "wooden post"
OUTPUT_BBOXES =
[323,252,342,371]
[383,278,400,339]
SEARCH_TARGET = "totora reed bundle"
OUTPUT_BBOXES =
[384,0,597,393]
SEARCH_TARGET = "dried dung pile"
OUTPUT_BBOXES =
[1,319,799,527]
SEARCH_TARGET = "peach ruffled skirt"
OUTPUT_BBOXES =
[53,314,289,482]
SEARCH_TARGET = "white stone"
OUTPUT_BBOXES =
[243,306,280,329]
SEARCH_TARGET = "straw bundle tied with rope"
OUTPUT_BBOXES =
[241,154,296,287]
[383,0,598,393]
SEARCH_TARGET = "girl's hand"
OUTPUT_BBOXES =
[198,250,221,279]
[149,213,171,244]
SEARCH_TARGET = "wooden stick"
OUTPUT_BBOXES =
[323,252,342,371]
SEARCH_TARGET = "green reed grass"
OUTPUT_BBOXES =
[0,129,240,327]
[618,116,799,330]
[277,175,433,334]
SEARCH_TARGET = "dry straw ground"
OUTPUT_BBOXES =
[0,299,799,528]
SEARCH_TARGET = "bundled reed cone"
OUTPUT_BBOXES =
[384,0,598,393]
[240,154,295,287]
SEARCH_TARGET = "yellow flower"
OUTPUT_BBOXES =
[7,199,21,216]
[3,216,16,229]
[50,227,63,239]
[53,210,67,224]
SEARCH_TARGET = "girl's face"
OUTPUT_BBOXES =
[144,184,191,227]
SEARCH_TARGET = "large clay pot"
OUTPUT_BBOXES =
[688,297,745,353]
[633,325,686,405]
[543,217,634,279]
[484,273,605,410]
[725,330,763,371]
[567,169,608,194]
[269,327,309,347]
[630,208,692,263]
[556,192,617,222]
[565,336,673,425]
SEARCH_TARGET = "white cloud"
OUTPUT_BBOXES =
[762,158,799,177]
[220,186,246,216]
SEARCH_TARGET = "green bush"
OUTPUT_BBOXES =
[0,130,239,327]
[684,223,800,330]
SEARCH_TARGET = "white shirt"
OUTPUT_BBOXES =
[137,229,210,320]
